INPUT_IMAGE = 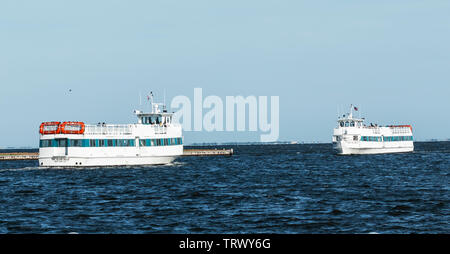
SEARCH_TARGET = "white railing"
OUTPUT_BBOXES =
[360,126,411,134]
[154,126,167,134]
[362,127,381,134]
[391,127,411,134]
[84,124,133,135]
[83,123,180,136]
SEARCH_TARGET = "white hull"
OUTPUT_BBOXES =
[333,143,414,155]
[39,155,178,167]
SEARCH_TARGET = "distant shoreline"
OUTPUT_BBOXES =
[187,140,450,146]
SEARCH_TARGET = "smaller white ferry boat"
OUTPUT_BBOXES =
[333,105,414,155]
[38,94,183,167]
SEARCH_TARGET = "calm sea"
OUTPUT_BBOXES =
[0,142,448,234]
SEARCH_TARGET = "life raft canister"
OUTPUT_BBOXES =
[60,122,85,134]
[39,122,61,135]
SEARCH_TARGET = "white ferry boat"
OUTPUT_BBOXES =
[332,105,414,155]
[38,95,183,167]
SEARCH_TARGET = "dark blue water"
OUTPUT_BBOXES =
[0,143,448,234]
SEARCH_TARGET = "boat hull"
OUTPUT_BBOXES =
[333,142,414,155]
[38,155,178,167]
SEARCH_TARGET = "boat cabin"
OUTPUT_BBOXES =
[136,112,173,126]
[338,118,364,128]
[337,105,365,128]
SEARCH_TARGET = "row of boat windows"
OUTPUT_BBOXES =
[360,136,413,142]
[141,116,172,125]
[40,138,183,148]
[339,121,362,127]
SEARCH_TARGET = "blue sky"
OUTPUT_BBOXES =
[1,0,449,147]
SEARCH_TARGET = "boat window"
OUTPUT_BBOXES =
[345,122,349,127]
[57,139,67,147]
[340,122,344,127]
[71,139,82,147]
[40,140,52,148]
[350,121,355,127]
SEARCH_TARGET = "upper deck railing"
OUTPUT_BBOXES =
[83,123,180,136]
[84,124,133,135]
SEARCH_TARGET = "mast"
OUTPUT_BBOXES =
[349,104,354,119]
[149,91,155,113]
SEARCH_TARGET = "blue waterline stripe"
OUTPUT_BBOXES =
[39,138,183,148]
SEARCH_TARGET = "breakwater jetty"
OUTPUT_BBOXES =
[0,148,234,161]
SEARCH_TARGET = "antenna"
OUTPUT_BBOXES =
[349,104,353,118]
[163,89,167,112]
[149,91,154,113]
